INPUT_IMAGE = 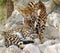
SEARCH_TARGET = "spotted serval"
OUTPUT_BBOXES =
[21,1,47,43]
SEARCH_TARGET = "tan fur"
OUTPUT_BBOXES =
[21,1,47,43]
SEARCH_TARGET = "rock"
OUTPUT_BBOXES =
[38,40,56,53]
[5,10,23,24]
[38,39,60,53]
[43,26,60,39]
[44,43,60,53]
[23,44,41,53]
[54,39,60,43]
[4,23,17,30]
[44,0,56,14]
[4,9,24,30]
[9,24,17,30]
[54,0,60,6]
[2,45,23,53]
[43,40,55,46]
[43,39,60,45]
[44,12,60,39]
[0,34,5,46]
[38,44,46,53]
[34,38,40,45]
[0,47,6,53]
[47,12,60,28]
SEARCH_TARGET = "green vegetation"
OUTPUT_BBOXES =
[0,0,7,7]
[0,11,5,23]
[0,0,7,24]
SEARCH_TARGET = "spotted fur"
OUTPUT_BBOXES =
[1,25,34,48]
[1,31,23,48]
[21,1,47,43]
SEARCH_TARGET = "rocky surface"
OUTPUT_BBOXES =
[23,44,41,53]
[44,43,60,53]
[2,45,22,53]
[0,0,60,53]
[54,0,60,6]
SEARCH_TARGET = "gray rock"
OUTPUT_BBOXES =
[4,10,24,30]
[44,43,60,53]
[44,12,60,39]
[0,34,5,46]
[0,47,6,53]
[38,39,60,53]
[44,26,60,39]
[54,0,60,6]
[23,44,41,53]
[2,45,23,53]
[34,38,40,45]
[44,0,56,14]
